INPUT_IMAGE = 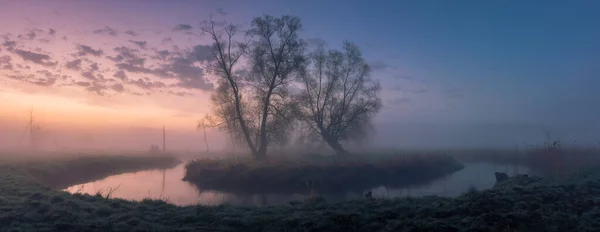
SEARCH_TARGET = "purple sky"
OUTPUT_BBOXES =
[1,0,600,152]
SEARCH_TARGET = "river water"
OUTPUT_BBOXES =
[63,161,531,206]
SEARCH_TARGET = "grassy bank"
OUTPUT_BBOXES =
[451,147,600,178]
[5,154,181,189]
[183,154,464,195]
[2,159,600,231]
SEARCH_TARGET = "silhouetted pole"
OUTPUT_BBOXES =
[28,107,38,150]
[203,123,209,153]
[162,125,166,153]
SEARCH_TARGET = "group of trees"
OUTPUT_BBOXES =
[197,14,382,159]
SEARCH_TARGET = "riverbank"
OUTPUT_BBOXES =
[1,156,600,231]
[5,154,181,188]
[183,153,464,194]
[451,147,600,178]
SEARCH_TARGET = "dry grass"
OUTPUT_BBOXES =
[1,152,181,189]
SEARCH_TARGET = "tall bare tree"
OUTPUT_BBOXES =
[298,42,382,155]
[200,15,305,159]
[246,15,306,158]
[200,20,258,156]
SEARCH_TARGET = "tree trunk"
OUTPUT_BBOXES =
[327,139,348,156]
[256,86,275,160]
[321,132,347,156]
[232,90,259,157]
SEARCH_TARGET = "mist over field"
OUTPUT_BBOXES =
[1,1,600,231]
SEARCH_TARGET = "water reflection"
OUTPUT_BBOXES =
[63,162,531,206]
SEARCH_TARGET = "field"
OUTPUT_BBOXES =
[1,152,600,231]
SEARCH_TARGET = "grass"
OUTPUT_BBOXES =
[2,153,181,189]
[2,155,600,231]
[182,153,465,195]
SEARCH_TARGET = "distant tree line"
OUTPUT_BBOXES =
[197,15,382,159]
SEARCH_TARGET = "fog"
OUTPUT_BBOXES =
[2,116,600,155]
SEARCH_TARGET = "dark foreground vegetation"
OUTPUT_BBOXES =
[5,154,181,189]
[183,154,464,194]
[1,155,600,231]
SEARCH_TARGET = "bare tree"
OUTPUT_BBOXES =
[298,42,382,155]
[245,15,306,158]
[196,114,224,153]
[200,20,259,157]
[200,15,305,159]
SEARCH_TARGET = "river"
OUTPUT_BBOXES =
[63,161,531,206]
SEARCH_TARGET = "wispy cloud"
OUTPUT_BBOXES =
[2,22,216,98]
[174,24,192,31]
[13,49,57,67]
[93,27,118,36]
[76,44,104,57]
[370,61,391,71]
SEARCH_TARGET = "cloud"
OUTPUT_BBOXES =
[74,81,90,87]
[36,69,58,79]
[158,44,214,90]
[7,74,31,81]
[125,30,137,36]
[110,46,145,66]
[81,71,96,80]
[174,24,192,31]
[155,50,170,59]
[89,62,100,71]
[168,90,192,97]
[110,83,125,93]
[129,78,166,90]
[128,40,147,49]
[217,8,227,15]
[113,70,127,80]
[2,40,17,50]
[161,37,173,44]
[93,27,117,36]
[108,44,213,91]
[174,78,213,90]
[0,55,13,70]
[18,29,40,40]
[65,59,82,71]
[86,82,107,96]
[76,44,104,57]
[369,61,390,71]
[16,64,31,70]
[388,86,428,94]
[31,76,57,86]
[13,49,57,67]
[115,62,168,77]
[7,72,56,87]
[395,75,413,80]
[48,28,56,36]
[69,80,120,96]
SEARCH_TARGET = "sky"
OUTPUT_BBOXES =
[1,0,600,151]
